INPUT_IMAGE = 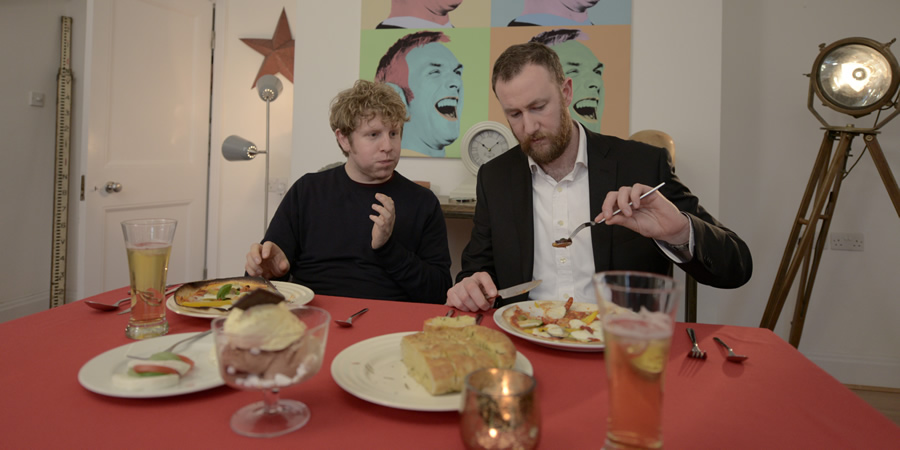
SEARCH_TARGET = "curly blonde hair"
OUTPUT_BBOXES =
[329,80,409,156]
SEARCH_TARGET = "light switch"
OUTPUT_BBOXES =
[30,91,45,107]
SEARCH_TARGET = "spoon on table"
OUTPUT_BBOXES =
[85,296,131,311]
[335,308,369,327]
[552,182,666,248]
[713,337,749,363]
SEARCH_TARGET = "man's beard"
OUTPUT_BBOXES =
[520,103,573,165]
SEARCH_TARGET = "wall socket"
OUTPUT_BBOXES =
[830,232,864,251]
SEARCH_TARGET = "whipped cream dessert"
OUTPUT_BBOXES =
[217,295,318,389]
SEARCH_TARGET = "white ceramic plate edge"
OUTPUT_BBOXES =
[77,332,223,398]
[330,331,534,412]
[493,301,605,353]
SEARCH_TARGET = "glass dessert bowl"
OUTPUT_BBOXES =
[212,304,330,438]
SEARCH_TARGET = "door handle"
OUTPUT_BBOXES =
[105,181,123,193]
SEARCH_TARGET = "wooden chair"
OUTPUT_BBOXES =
[628,130,698,323]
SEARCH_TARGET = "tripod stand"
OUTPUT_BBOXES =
[760,126,900,347]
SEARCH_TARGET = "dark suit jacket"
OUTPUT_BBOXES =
[457,129,752,307]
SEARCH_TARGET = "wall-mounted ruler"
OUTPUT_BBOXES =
[50,16,74,309]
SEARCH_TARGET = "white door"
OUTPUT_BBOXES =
[81,0,212,296]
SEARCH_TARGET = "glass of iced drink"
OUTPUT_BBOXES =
[121,218,177,340]
[593,271,679,449]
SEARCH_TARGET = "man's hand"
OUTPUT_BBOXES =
[595,183,691,245]
[446,272,497,312]
[245,241,290,279]
[370,193,395,249]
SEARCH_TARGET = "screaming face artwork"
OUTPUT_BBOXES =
[551,39,604,134]
[403,42,464,157]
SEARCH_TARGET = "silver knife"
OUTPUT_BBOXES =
[117,284,183,315]
[491,279,542,307]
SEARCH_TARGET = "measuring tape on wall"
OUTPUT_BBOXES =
[50,16,73,309]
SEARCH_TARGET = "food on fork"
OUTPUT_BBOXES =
[112,352,196,391]
[216,290,313,389]
[402,318,517,395]
[174,276,276,309]
[503,298,605,344]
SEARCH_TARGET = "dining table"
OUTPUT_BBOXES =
[1,285,898,449]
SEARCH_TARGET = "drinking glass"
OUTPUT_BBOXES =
[121,218,177,340]
[593,271,679,449]
[460,368,540,450]
[212,306,330,438]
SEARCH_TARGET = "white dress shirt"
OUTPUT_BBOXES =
[529,123,595,303]
[528,123,694,304]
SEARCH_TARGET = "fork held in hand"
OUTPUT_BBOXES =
[553,182,666,247]
[686,327,707,359]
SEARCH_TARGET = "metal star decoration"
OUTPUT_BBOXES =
[241,8,294,88]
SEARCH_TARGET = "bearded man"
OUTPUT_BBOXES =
[446,42,752,311]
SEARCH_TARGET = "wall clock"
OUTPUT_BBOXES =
[449,121,518,201]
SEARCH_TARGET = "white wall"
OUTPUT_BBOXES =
[292,0,900,388]
[0,0,86,321]
[720,0,900,387]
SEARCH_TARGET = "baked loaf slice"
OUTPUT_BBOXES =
[422,315,476,332]
[401,324,517,395]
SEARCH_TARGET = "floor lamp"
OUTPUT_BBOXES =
[760,37,900,347]
[222,74,284,234]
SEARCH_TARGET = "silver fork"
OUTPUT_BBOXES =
[686,328,707,359]
[127,330,212,360]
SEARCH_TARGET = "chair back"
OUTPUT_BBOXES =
[628,129,697,322]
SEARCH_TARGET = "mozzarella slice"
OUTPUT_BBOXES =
[546,306,567,320]
[569,329,593,342]
[545,324,566,337]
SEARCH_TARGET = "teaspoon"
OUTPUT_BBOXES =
[713,337,749,363]
[335,308,369,327]
[84,297,130,311]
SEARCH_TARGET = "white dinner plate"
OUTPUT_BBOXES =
[166,280,314,319]
[494,301,606,352]
[330,332,534,412]
[78,332,223,398]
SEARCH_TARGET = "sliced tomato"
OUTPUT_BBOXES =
[132,364,180,376]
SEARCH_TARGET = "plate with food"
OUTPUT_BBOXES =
[331,318,532,412]
[494,299,606,352]
[78,331,224,398]
[167,278,313,319]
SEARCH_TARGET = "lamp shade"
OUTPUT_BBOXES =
[257,75,283,102]
[812,37,899,118]
[222,135,258,161]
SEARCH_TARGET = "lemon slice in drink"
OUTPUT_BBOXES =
[629,340,669,375]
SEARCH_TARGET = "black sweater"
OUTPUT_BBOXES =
[263,166,452,303]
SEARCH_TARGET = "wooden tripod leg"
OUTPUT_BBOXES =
[760,130,836,329]
[789,137,851,347]
[865,134,900,217]
[761,131,853,333]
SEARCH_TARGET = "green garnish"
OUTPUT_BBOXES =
[216,283,233,300]
[148,351,181,361]
[127,369,169,377]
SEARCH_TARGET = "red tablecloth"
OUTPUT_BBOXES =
[1,288,897,449]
